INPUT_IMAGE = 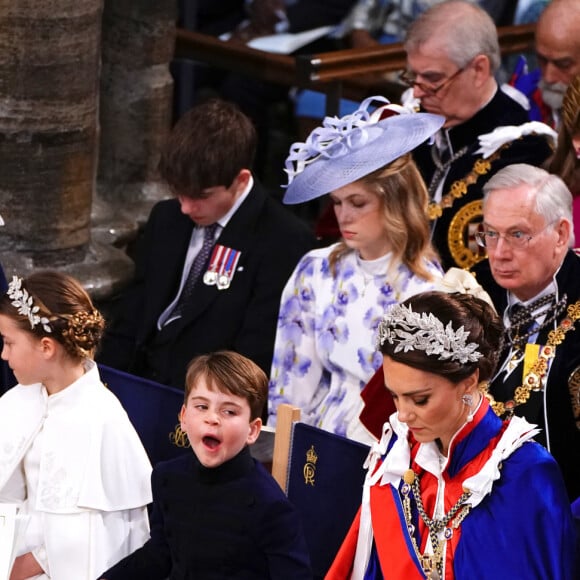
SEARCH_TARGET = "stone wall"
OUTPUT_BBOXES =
[0,1,176,300]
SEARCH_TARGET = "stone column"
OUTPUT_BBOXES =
[93,0,176,247]
[0,0,133,300]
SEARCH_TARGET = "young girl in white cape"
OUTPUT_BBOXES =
[0,271,152,579]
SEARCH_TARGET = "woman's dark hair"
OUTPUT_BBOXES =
[380,291,504,383]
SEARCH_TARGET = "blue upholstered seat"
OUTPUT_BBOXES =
[272,405,370,579]
[572,496,580,572]
[98,364,190,466]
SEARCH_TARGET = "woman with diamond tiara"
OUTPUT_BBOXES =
[326,290,577,580]
[0,271,152,579]
[268,97,445,444]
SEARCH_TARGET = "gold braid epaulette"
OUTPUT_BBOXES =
[486,299,580,417]
[562,75,580,132]
[427,143,509,221]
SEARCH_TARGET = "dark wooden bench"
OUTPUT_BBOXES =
[174,23,536,115]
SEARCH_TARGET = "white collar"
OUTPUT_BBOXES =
[507,279,558,311]
[217,174,254,229]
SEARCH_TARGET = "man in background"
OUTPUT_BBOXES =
[401,0,554,270]
[534,0,580,128]
[474,163,580,501]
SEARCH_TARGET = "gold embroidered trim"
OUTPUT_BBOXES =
[170,424,191,448]
[426,146,506,221]
[569,365,580,430]
[487,299,580,417]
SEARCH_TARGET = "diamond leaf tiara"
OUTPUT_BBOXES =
[7,276,52,333]
[377,303,481,364]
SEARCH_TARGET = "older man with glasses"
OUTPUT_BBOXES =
[474,163,580,502]
[401,0,555,271]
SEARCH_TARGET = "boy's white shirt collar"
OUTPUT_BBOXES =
[216,174,254,229]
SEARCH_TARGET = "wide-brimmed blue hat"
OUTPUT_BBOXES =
[283,96,444,204]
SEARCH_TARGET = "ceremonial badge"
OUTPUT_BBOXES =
[216,247,242,290]
[203,245,225,286]
[447,200,487,270]
[216,274,230,290]
[203,244,241,290]
[203,271,218,285]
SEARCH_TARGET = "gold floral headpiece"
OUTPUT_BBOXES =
[7,276,51,333]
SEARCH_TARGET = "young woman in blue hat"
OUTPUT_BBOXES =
[268,98,445,443]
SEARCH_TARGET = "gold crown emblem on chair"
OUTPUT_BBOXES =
[303,445,318,486]
[306,445,318,465]
[169,424,191,448]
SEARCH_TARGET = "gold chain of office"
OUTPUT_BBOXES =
[486,299,580,417]
[401,468,471,579]
[426,144,509,221]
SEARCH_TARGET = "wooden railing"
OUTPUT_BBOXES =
[174,23,536,115]
[296,23,535,82]
[175,29,296,87]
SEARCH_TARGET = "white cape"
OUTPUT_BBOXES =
[0,361,152,578]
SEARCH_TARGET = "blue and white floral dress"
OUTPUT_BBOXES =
[268,244,442,443]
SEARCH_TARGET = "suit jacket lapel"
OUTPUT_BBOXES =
[216,181,267,252]
[176,183,268,326]
[141,203,194,338]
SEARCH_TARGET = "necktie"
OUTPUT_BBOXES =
[170,224,218,319]
[493,303,539,415]
[433,131,451,167]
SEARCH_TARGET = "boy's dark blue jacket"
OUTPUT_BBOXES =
[98,446,312,579]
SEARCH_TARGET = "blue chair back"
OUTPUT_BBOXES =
[98,364,191,466]
[285,422,370,579]
[573,496,580,573]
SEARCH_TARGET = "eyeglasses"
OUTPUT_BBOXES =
[398,65,467,96]
[475,222,557,250]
